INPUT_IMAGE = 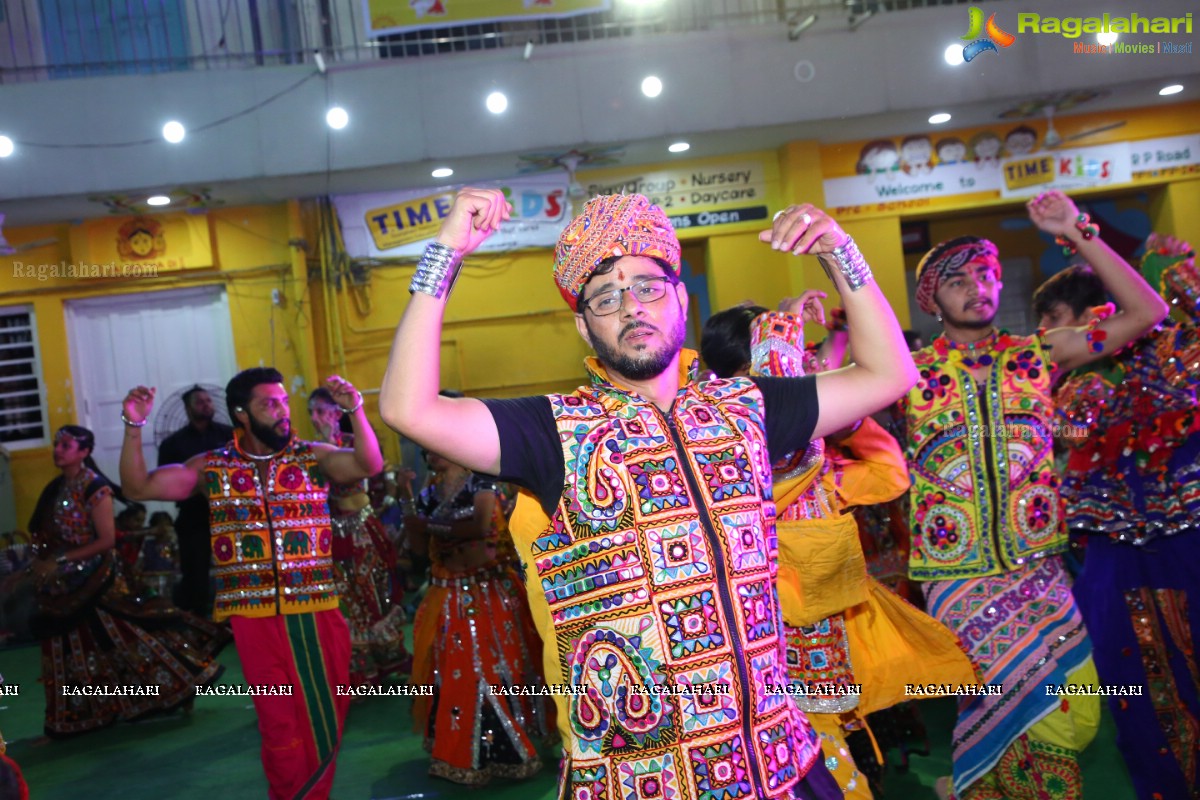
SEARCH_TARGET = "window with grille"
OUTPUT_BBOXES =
[0,305,48,448]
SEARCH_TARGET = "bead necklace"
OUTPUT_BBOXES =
[938,328,1002,369]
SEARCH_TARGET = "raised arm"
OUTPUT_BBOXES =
[828,416,910,508]
[311,375,385,483]
[1035,192,1169,373]
[765,205,918,440]
[813,309,850,371]
[378,189,513,476]
[119,386,203,501]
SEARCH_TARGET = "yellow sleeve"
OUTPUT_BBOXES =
[826,416,910,509]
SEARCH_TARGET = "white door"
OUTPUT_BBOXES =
[64,286,238,516]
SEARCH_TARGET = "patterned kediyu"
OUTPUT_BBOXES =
[903,328,1099,799]
[508,355,822,800]
[204,439,339,621]
[906,330,1065,580]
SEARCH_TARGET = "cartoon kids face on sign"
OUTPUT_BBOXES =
[969,132,1003,164]
[857,140,900,181]
[936,138,968,165]
[1004,125,1039,156]
[116,217,166,261]
[901,135,935,174]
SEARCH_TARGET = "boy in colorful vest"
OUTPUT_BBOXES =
[1032,238,1200,800]
[380,188,919,799]
[905,190,1168,800]
[119,368,384,800]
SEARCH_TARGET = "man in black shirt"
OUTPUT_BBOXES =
[380,189,918,800]
[157,386,233,616]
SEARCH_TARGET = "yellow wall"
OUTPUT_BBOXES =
[0,203,313,529]
[1152,179,1200,243]
[777,140,913,340]
[8,101,1199,527]
[308,245,593,468]
[705,231,792,312]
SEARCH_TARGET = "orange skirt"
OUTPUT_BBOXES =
[410,561,553,785]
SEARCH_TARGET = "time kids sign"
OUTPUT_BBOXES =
[334,174,569,259]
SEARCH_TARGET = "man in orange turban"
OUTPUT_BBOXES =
[381,188,920,800]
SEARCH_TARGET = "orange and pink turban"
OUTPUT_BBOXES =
[553,194,681,311]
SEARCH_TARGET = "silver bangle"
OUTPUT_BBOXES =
[409,242,463,299]
[819,238,873,291]
[343,394,364,414]
[121,412,148,427]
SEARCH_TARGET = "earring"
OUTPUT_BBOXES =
[936,314,944,323]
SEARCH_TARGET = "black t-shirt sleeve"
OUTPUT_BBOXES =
[752,375,820,462]
[157,437,178,468]
[481,396,564,515]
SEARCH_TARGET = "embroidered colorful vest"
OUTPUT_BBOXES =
[515,353,819,800]
[203,439,338,621]
[1055,321,1200,543]
[905,333,1066,580]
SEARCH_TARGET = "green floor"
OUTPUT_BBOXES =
[0,640,1136,799]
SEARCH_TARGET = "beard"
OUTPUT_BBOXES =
[939,302,996,331]
[587,314,688,382]
[248,414,292,452]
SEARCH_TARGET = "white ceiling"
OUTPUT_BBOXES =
[0,0,1196,227]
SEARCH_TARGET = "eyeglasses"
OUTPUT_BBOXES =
[581,276,672,316]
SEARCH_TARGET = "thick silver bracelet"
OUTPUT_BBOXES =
[819,238,874,291]
[409,242,463,299]
[121,412,148,427]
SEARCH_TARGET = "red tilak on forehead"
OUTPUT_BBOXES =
[617,268,626,281]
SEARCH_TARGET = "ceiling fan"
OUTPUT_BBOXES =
[0,214,59,256]
[1042,106,1126,149]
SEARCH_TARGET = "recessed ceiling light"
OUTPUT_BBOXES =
[641,76,663,98]
[1096,30,1118,46]
[1160,84,1184,96]
[0,136,13,158]
[162,121,186,143]
[431,167,454,178]
[929,112,952,124]
[668,141,690,153]
[146,195,171,206]
[944,43,964,66]
[326,106,349,129]
[486,91,508,114]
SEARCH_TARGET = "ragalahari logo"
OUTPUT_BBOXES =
[961,7,1016,62]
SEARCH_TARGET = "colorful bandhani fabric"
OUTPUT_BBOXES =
[1051,253,1200,799]
[914,237,1001,316]
[923,557,1092,793]
[552,193,681,310]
